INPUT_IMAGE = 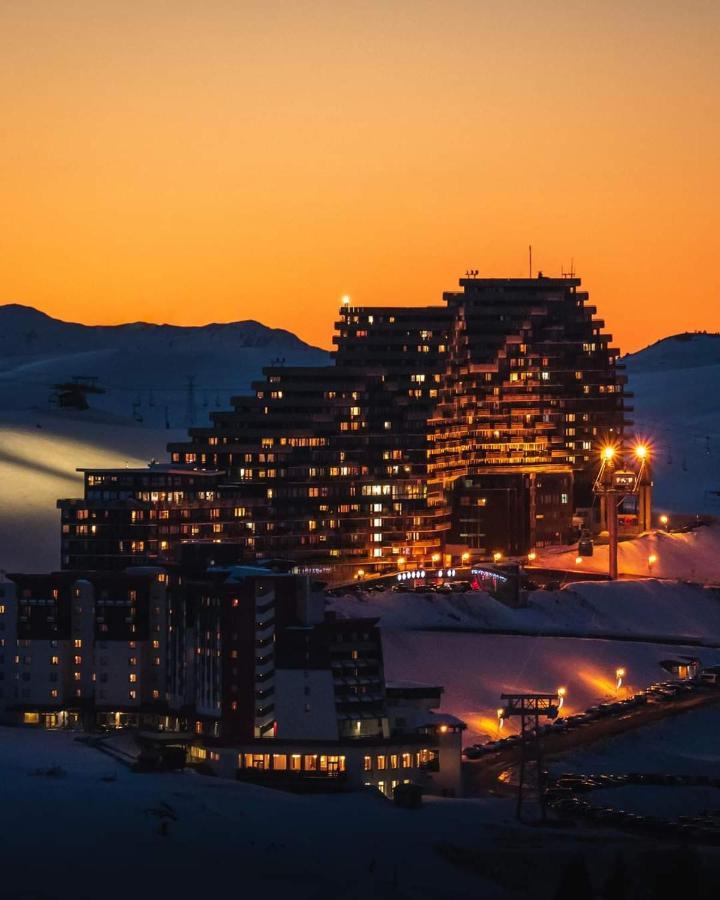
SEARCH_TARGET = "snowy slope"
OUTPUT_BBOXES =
[0,726,515,900]
[624,332,720,514]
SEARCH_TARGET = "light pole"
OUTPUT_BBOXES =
[615,667,625,696]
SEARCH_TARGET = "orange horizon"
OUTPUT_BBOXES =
[1,1,719,354]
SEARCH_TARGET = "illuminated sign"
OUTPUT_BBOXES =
[612,471,636,490]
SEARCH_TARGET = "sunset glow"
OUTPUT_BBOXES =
[1,1,719,349]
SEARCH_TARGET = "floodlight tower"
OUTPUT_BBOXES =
[593,441,652,580]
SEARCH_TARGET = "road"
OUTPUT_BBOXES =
[464,687,720,795]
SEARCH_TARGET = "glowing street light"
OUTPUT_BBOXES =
[431,553,441,563]
[493,551,502,563]
[575,556,583,565]
[496,707,505,733]
[648,553,657,573]
[634,443,649,461]
[659,514,669,529]
[461,551,470,564]
[527,551,537,562]
[601,445,616,462]
[615,667,626,692]
[356,568,365,580]
[557,687,566,710]
[397,556,406,567]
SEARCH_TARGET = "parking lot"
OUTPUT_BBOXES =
[463,677,720,794]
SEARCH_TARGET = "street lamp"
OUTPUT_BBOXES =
[659,514,669,530]
[575,556,583,565]
[461,551,470,564]
[356,568,365,580]
[527,551,537,562]
[648,553,657,574]
[557,687,566,710]
[496,707,505,734]
[493,551,502,563]
[615,667,625,693]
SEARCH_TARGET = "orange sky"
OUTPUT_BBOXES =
[1,0,719,352]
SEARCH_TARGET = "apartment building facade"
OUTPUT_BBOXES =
[57,273,629,576]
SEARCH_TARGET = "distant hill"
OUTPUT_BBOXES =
[0,303,330,428]
[624,333,720,514]
[623,331,720,373]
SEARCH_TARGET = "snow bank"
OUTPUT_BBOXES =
[537,524,720,583]
[330,578,720,644]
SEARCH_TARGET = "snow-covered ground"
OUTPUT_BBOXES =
[536,524,720,583]
[381,630,720,744]
[0,725,524,900]
[332,578,720,644]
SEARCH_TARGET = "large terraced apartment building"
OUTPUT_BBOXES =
[58,273,629,579]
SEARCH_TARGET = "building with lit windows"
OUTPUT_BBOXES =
[57,272,628,576]
[0,567,465,796]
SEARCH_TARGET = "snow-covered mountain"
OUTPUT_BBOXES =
[0,304,330,427]
[623,332,720,515]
